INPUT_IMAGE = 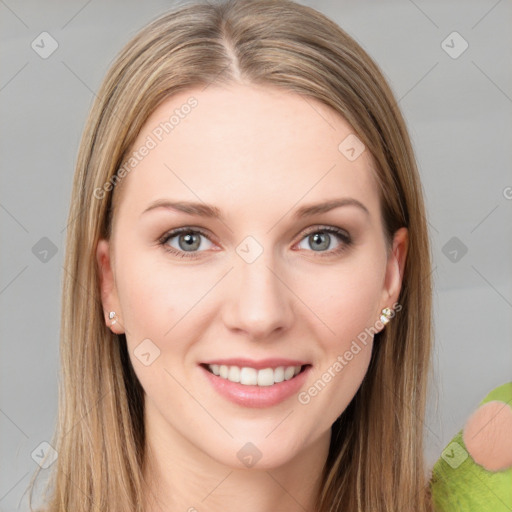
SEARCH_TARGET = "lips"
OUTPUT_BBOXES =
[198,358,312,408]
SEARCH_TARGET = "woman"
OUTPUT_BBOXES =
[28,0,433,510]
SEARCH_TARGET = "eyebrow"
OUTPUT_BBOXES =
[141,197,370,220]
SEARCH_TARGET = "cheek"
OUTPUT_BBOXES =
[300,257,384,347]
[294,265,382,427]
[114,253,196,398]
[114,247,215,358]
[114,248,182,341]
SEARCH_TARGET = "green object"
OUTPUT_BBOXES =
[430,382,512,511]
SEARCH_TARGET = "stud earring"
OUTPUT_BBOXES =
[108,311,117,325]
[380,307,393,325]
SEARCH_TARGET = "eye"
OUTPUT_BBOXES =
[158,225,353,259]
[159,227,214,259]
[296,226,352,257]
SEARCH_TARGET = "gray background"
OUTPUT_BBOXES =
[1,0,511,510]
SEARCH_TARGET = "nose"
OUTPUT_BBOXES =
[221,249,294,341]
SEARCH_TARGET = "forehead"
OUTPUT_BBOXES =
[114,83,380,224]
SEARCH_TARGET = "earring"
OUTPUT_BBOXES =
[108,311,117,325]
[380,307,393,325]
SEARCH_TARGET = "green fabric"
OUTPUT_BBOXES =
[430,382,512,511]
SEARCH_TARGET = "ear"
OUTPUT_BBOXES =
[379,226,408,318]
[96,238,124,334]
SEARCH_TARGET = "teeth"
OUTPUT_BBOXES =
[228,366,240,383]
[207,364,303,386]
[240,367,257,385]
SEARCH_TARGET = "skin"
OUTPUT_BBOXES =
[96,83,408,512]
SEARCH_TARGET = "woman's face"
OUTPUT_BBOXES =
[97,83,407,470]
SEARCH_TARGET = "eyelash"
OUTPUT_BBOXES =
[158,225,353,260]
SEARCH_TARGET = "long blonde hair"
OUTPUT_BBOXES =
[27,1,434,510]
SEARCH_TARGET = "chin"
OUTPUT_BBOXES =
[212,435,311,471]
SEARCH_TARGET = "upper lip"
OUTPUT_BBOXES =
[200,358,311,370]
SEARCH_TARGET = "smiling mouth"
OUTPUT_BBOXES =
[201,363,310,387]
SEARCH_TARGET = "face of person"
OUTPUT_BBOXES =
[97,83,407,471]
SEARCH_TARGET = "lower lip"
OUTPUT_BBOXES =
[199,365,312,408]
